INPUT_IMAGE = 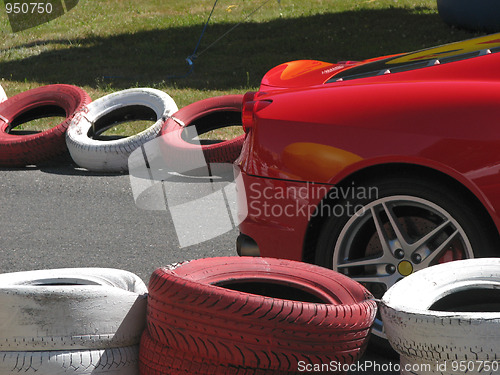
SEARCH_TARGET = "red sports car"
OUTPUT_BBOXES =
[235,33,500,349]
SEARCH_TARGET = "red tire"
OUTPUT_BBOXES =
[146,257,376,372]
[0,84,91,167]
[140,330,288,375]
[160,95,244,164]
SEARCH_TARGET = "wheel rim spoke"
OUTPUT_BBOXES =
[381,201,409,249]
[409,219,451,253]
[370,206,394,256]
[417,229,459,269]
[337,254,393,269]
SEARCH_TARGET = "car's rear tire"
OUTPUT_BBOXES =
[314,175,498,355]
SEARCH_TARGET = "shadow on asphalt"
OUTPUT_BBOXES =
[0,152,125,177]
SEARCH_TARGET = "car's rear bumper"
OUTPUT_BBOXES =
[236,169,330,261]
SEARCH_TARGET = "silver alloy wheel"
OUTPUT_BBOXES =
[332,195,474,338]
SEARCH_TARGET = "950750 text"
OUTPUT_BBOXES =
[5,2,53,14]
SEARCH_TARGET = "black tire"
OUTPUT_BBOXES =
[314,175,498,355]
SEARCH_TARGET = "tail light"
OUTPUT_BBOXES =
[243,91,257,104]
[242,91,271,133]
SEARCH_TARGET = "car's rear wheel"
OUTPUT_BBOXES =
[314,175,498,354]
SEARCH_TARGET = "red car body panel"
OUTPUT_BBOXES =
[236,33,500,261]
[260,60,359,90]
[236,170,328,260]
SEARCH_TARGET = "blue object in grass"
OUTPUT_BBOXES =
[437,0,500,32]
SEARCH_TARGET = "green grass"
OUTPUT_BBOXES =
[92,120,155,139]
[0,0,484,137]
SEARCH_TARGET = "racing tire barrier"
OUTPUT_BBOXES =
[66,88,178,172]
[141,257,377,374]
[437,0,500,32]
[0,267,148,351]
[0,84,7,103]
[140,329,292,375]
[0,84,91,167]
[0,346,140,374]
[160,95,244,164]
[381,258,500,375]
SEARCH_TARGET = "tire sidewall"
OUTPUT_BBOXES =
[159,95,244,163]
[381,258,500,363]
[68,88,176,148]
[315,175,496,269]
[0,84,90,141]
[0,268,147,350]
[0,84,91,166]
[66,88,177,171]
[146,257,376,370]
[314,175,497,355]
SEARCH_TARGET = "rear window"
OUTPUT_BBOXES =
[328,33,500,82]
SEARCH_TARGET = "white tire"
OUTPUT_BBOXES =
[381,258,500,375]
[0,84,7,103]
[0,346,139,374]
[0,268,147,351]
[66,88,177,172]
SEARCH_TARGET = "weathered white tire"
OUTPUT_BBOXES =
[0,346,139,374]
[381,258,500,375]
[66,88,177,172]
[0,268,147,351]
[0,84,7,103]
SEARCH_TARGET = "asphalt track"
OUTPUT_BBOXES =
[0,154,397,374]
